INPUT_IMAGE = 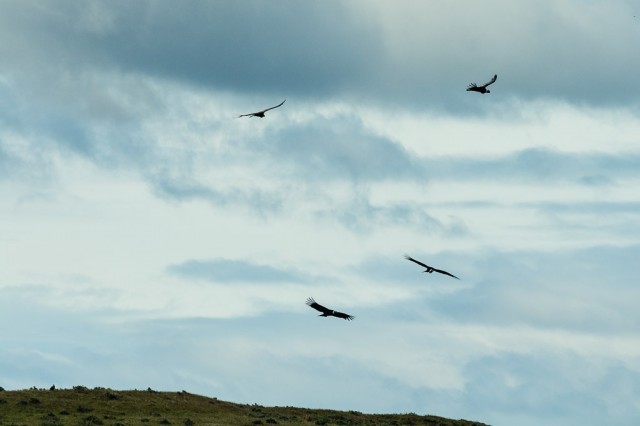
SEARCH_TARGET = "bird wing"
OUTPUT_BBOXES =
[431,267,460,280]
[332,311,355,321]
[261,99,286,113]
[482,74,497,88]
[404,254,431,270]
[306,297,331,314]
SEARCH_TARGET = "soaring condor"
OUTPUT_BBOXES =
[466,74,497,94]
[404,255,460,280]
[238,100,286,118]
[306,298,355,321]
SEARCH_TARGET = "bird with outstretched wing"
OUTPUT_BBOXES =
[404,255,460,279]
[306,298,355,321]
[238,100,286,118]
[466,74,497,94]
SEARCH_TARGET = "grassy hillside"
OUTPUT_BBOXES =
[0,387,488,426]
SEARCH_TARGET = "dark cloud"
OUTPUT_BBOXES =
[102,2,381,98]
[2,1,638,111]
[167,258,306,283]
[0,1,381,100]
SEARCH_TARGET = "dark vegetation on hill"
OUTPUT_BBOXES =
[0,386,489,426]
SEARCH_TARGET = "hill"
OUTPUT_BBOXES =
[0,387,488,426]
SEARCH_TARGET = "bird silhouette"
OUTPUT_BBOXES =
[466,74,497,94]
[238,100,286,118]
[306,298,354,321]
[404,255,460,279]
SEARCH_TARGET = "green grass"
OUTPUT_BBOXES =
[0,387,488,426]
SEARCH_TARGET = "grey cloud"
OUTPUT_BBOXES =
[264,116,426,182]
[167,258,306,284]
[368,0,640,109]
[140,112,432,215]
[534,201,640,214]
[99,2,381,98]
[0,144,30,181]
[0,73,161,173]
[429,245,640,332]
[3,1,638,111]
[0,286,132,390]
[508,149,640,182]
[425,148,640,184]
[532,201,640,242]
[578,175,613,187]
[456,352,639,426]
[149,175,224,203]
[327,200,446,233]
[0,1,380,100]
[316,195,470,236]
[149,173,280,209]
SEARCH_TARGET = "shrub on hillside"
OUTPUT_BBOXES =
[78,415,103,426]
[40,412,63,426]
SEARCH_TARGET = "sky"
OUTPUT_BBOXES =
[1,1,640,425]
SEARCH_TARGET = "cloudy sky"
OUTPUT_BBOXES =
[1,1,640,425]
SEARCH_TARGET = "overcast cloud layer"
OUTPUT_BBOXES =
[1,2,640,426]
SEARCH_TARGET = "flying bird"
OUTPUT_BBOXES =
[306,297,355,321]
[404,255,460,279]
[466,74,497,94]
[238,100,286,118]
